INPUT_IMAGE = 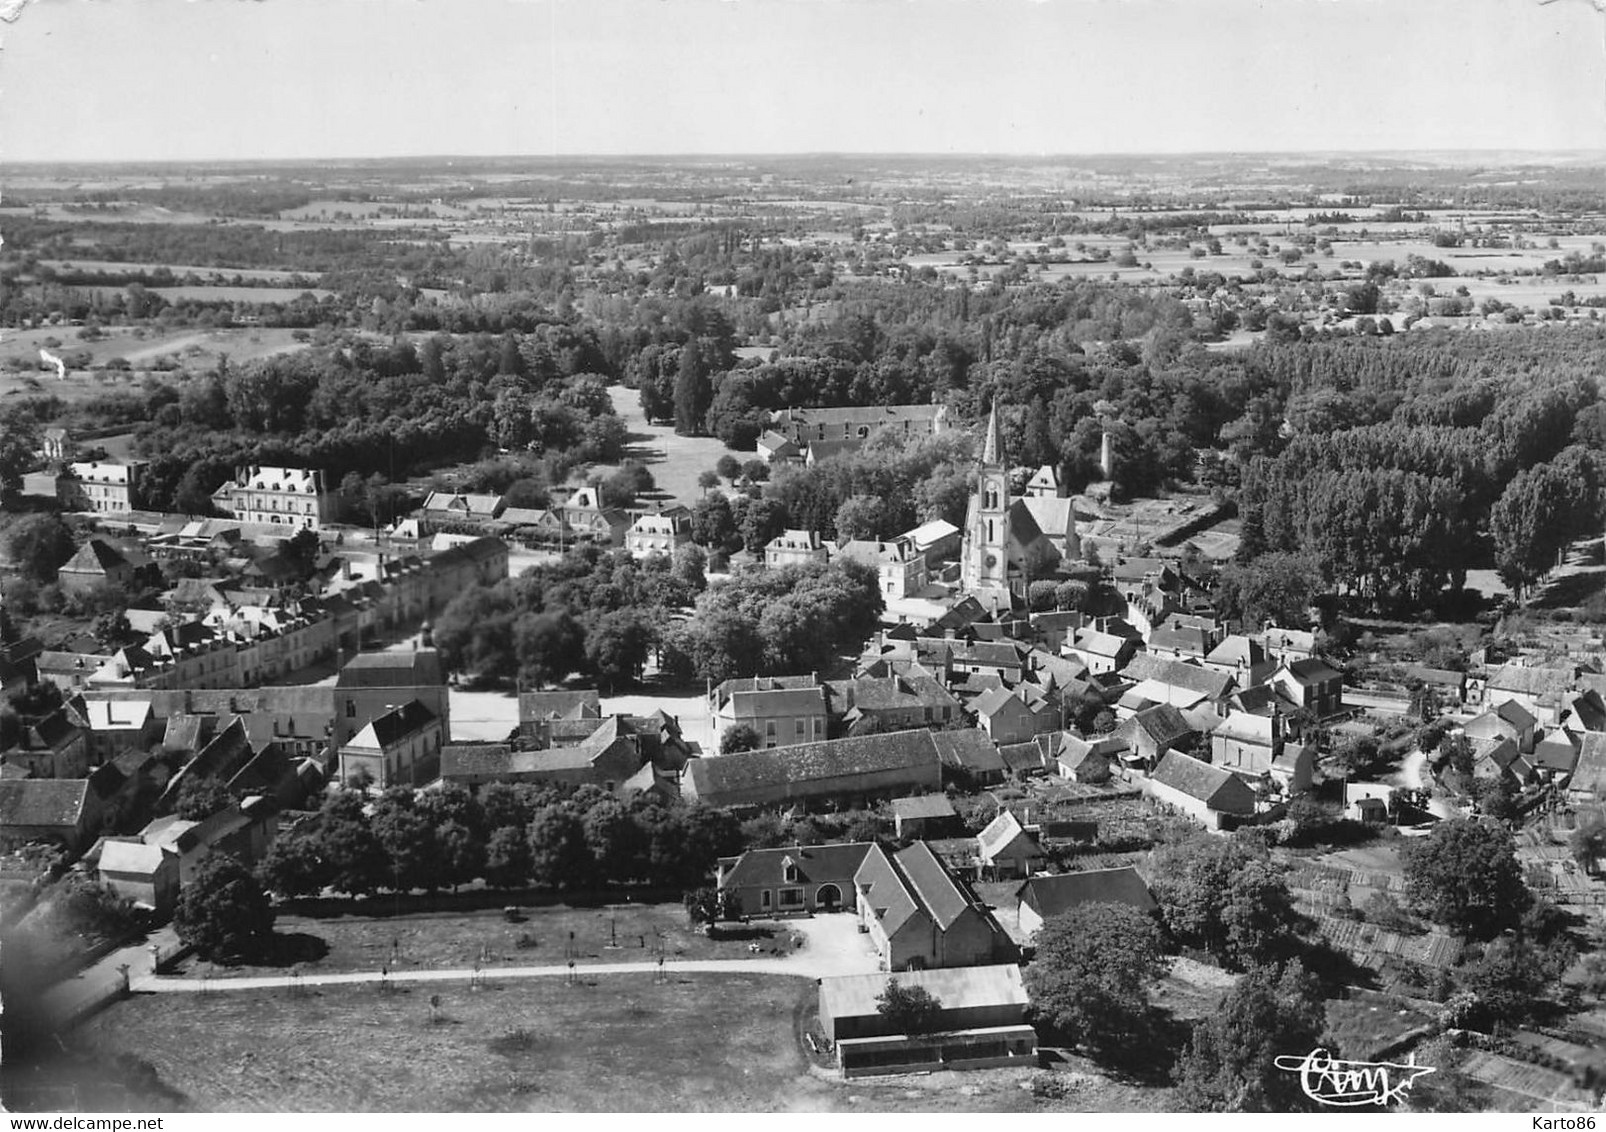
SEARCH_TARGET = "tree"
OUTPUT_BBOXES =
[720,723,762,755]
[513,609,585,688]
[0,418,40,503]
[585,609,652,693]
[689,492,736,549]
[674,340,713,436]
[1150,836,1303,970]
[1402,818,1530,939]
[92,609,138,650]
[172,775,235,822]
[1456,937,1556,1030]
[1173,961,1326,1112]
[1216,552,1319,630]
[582,799,641,884]
[371,790,446,893]
[683,885,737,934]
[715,454,742,480]
[1025,901,1167,1058]
[738,496,788,555]
[526,804,590,889]
[313,791,388,896]
[6,515,76,584]
[876,978,945,1035]
[174,853,276,962]
[255,833,327,898]
[483,824,533,888]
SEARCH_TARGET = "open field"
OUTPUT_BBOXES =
[176,903,812,982]
[591,384,746,508]
[26,973,1166,1113]
[37,259,321,283]
[0,326,313,385]
[85,285,332,303]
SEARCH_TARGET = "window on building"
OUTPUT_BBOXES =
[346,699,356,718]
[761,890,772,909]
[779,887,805,907]
[783,861,798,883]
[795,718,805,737]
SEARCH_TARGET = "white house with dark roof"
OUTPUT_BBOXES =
[338,699,442,790]
[716,841,873,917]
[976,810,1042,879]
[709,674,828,752]
[212,466,335,530]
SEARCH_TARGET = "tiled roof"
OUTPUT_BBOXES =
[1575,733,1606,797]
[818,964,1026,1022]
[977,810,1032,859]
[0,778,88,828]
[1151,750,1255,811]
[930,729,1006,775]
[1120,655,1234,699]
[686,729,941,803]
[719,842,873,890]
[1017,866,1156,920]
[518,690,601,722]
[1487,664,1573,699]
[337,649,446,688]
[346,700,437,749]
[894,839,973,931]
[889,794,957,821]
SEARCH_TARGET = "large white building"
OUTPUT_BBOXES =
[211,466,335,530]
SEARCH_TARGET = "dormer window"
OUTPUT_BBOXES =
[782,856,799,884]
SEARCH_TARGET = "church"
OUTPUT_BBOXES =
[960,404,1081,613]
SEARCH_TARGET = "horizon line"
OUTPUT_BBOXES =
[9,147,1606,169]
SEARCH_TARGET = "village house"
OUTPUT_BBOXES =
[57,539,137,598]
[1065,627,1140,676]
[0,775,113,851]
[826,671,963,735]
[716,841,872,917]
[1146,621,1219,665]
[334,648,451,749]
[1568,732,1606,805]
[770,404,949,447]
[969,685,1060,747]
[337,699,444,790]
[1014,866,1156,940]
[833,538,929,601]
[62,460,147,513]
[624,506,692,558]
[684,729,945,811]
[1210,709,1283,778]
[1055,732,1120,783]
[1117,654,1236,718]
[212,465,336,530]
[756,430,803,466]
[1146,750,1259,830]
[1464,699,1539,755]
[930,728,1008,788]
[1271,657,1345,718]
[709,674,828,752]
[1482,663,1576,725]
[900,518,962,566]
[1117,703,1198,771]
[853,839,1016,971]
[976,810,1043,879]
[1261,625,1318,666]
[764,528,829,570]
[517,689,603,745]
[1203,634,1271,682]
[96,840,180,915]
[819,965,1037,1078]
[557,486,630,547]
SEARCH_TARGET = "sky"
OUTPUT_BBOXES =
[0,0,1602,162]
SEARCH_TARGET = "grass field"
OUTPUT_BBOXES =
[34,973,1171,1113]
[589,384,747,509]
[0,326,313,391]
[176,903,803,982]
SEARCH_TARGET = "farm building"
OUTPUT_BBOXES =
[683,729,944,811]
[1014,866,1157,939]
[1146,750,1258,830]
[889,794,960,840]
[818,964,1036,1078]
[853,840,1017,971]
[976,810,1043,880]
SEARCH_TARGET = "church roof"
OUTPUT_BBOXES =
[981,402,1002,465]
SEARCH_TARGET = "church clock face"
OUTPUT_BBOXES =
[985,553,998,569]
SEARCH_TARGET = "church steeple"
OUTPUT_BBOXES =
[981,400,1003,466]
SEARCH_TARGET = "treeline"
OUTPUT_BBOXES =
[1237,332,1606,603]
[125,332,621,513]
[257,784,743,898]
[432,545,708,690]
[662,558,883,684]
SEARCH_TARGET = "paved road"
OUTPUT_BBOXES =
[134,955,823,994]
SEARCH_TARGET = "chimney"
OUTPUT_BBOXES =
[1099,432,1114,480]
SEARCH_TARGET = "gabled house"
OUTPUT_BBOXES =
[976,810,1042,879]
[1464,699,1538,755]
[827,671,963,735]
[834,539,929,601]
[1533,728,1582,781]
[1015,867,1156,939]
[853,840,1016,971]
[1147,750,1258,830]
[930,728,1008,788]
[1204,634,1269,681]
[422,491,506,525]
[764,529,828,570]
[1065,628,1139,676]
[1210,709,1283,778]
[624,507,692,559]
[970,685,1060,747]
[1483,663,1575,725]
[96,839,180,915]
[757,430,802,466]
[1117,654,1236,718]
[716,841,873,917]
[518,689,602,745]
[1568,732,1606,804]
[1272,658,1344,718]
[1055,732,1121,783]
[890,794,960,840]
[1117,704,1197,770]
[1147,622,1218,665]
[557,487,628,546]
[0,777,108,850]
[58,539,136,597]
[709,674,828,752]
[337,699,443,790]
[1261,625,1317,666]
